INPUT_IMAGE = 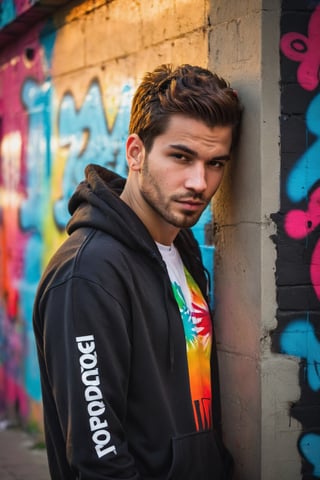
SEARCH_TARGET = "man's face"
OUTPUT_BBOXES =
[138,115,232,231]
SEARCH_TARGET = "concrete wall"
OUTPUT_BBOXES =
[209,2,266,479]
[211,1,320,479]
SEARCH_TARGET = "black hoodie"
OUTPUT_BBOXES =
[33,164,233,479]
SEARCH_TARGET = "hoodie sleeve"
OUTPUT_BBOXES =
[38,275,141,479]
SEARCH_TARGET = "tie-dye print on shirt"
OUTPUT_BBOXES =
[171,267,212,431]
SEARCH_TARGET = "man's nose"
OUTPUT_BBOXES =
[184,163,207,192]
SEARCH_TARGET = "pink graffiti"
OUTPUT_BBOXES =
[285,187,320,299]
[285,187,320,239]
[13,0,35,16]
[280,6,320,91]
[0,366,28,418]
[311,240,320,300]
[0,23,46,320]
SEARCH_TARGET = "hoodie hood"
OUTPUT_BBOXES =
[67,163,208,299]
[67,164,159,258]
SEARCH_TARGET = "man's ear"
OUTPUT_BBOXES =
[126,134,145,171]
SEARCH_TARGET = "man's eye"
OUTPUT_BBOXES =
[172,153,188,161]
[209,161,225,168]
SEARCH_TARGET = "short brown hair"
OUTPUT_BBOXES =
[129,64,242,152]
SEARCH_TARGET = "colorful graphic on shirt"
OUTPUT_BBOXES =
[172,268,212,431]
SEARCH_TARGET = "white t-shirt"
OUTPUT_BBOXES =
[156,242,192,310]
[156,242,213,431]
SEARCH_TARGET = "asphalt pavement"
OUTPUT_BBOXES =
[0,422,50,479]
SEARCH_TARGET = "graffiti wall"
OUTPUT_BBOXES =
[0,22,134,430]
[273,1,320,477]
[0,1,213,430]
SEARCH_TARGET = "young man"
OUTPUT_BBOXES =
[33,64,242,479]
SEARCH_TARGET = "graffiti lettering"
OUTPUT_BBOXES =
[280,320,320,391]
[280,6,320,91]
[299,433,320,478]
[286,94,320,203]
[54,80,132,227]
[278,3,320,478]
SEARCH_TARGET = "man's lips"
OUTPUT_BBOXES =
[175,199,205,210]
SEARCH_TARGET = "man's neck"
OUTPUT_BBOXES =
[120,184,179,246]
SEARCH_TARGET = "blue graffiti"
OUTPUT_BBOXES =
[39,19,57,71]
[192,206,215,308]
[286,93,320,202]
[20,79,51,231]
[280,319,320,391]
[299,433,320,477]
[54,80,132,227]
[20,78,52,401]
[281,319,320,476]
[0,0,15,28]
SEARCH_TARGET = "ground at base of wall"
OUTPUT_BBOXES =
[0,422,50,480]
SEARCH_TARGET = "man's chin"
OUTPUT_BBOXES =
[174,215,202,229]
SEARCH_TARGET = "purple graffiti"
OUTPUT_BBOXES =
[280,5,320,91]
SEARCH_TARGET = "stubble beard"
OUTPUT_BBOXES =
[140,162,206,229]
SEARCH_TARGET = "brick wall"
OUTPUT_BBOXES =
[272,1,320,479]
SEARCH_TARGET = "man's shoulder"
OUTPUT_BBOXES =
[41,227,141,290]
